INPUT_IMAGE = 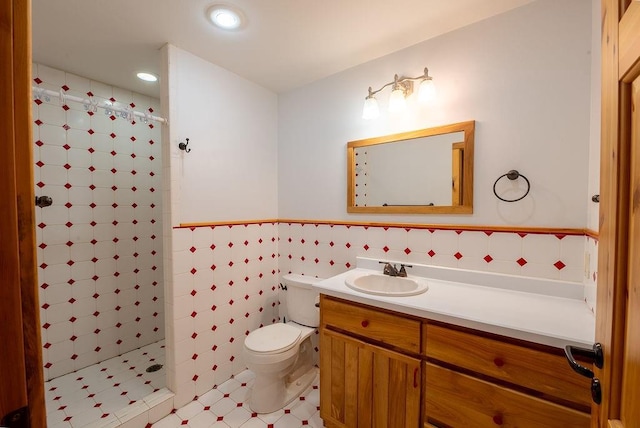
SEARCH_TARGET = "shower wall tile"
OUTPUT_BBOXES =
[36,64,66,87]
[33,63,164,381]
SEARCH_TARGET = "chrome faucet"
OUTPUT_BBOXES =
[382,262,399,276]
[379,261,413,277]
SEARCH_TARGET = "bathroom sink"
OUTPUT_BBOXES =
[345,273,428,297]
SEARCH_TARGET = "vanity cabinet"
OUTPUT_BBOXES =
[319,296,422,428]
[425,363,589,427]
[424,322,591,427]
[319,295,591,428]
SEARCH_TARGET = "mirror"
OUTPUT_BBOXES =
[347,121,474,214]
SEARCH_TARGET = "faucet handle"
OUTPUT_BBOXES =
[398,264,413,277]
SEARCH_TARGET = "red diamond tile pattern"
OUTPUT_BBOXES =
[43,341,166,427]
[34,70,163,382]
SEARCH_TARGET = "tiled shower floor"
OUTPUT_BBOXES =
[45,339,321,428]
[45,340,166,428]
[152,370,322,428]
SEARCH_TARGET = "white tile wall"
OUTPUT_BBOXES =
[278,223,587,284]
[162,220,594,407]
[166,223,280,407]
[584,235,598,313]
[33,64,164,380]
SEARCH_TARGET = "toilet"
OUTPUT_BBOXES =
[243,274,322,413]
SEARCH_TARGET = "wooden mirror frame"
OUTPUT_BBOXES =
[347,120,474,214]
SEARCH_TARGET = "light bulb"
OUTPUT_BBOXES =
[418,79,436,105]
[213,10,239,28]
[388,88,406,113]
[137,72,158,82]
[362,96,380,120]
[207,5,244,30]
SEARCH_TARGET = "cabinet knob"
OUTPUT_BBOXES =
[493,357,505,367]
[493,414,503,425]
[361,320,369,328]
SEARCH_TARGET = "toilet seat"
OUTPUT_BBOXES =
[245,323,301,355]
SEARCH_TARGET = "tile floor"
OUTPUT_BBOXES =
[45,340,166,428]
[152,370,322,428]
[45,339,322,428]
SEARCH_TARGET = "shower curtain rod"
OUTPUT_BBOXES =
[32,86,167,124]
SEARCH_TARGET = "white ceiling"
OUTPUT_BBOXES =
[32,0,533,98]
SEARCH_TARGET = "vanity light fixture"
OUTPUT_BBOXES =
[207,4,245,30]
[363,67,436,119]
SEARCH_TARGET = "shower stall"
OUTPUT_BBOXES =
[32,63,166,425]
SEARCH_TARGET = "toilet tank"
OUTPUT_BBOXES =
[282,274,323,327]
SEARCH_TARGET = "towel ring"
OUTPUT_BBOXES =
[493,170,530,202]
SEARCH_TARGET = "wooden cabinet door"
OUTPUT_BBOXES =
[320,329,363,427]
[320,329,421,428]
[371,344,421,428]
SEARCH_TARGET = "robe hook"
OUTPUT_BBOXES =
[178,138,191,153]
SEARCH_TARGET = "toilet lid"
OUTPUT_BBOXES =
[245,323,301,354]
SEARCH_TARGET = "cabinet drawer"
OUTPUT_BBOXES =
[321,296,421,353]
[423,323,591,408]
[425,363,590,428]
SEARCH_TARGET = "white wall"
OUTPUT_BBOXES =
[165,45,279,225]
[278,0,592,228]
[162,44,280,407]
[584,0,602,313]
[587,0,602,233]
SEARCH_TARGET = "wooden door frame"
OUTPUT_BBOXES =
[0,0,46,426]
[0,0,29,423]
[595,0,639,426]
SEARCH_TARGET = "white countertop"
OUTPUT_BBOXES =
[313,258,595,348]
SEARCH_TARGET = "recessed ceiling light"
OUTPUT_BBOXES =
[207,4,244,30]
[137,72,158,82]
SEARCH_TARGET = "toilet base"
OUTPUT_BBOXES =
[248,366,318,414]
